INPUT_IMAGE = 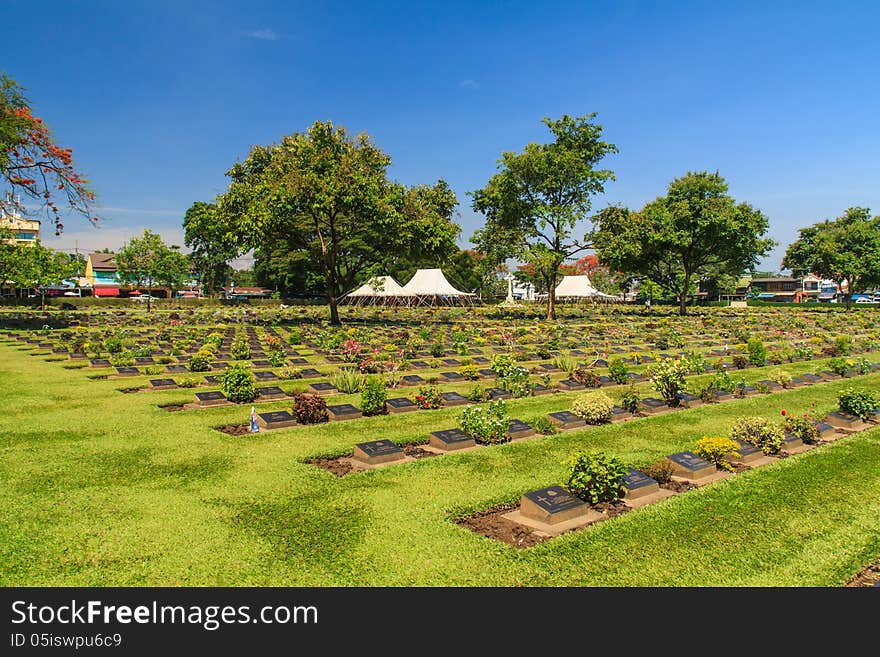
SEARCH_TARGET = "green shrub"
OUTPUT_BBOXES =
[528,416,557,435]
[491,353,518,377]
[729,416,784,454]
[732,354,749,370]
[828,357,850,376]
[287,329,303,345]
[143,365,163,376]
[833,334,853,356]
[571,391,614,424]
[553,353,578,375]
[157,356,174,364]
[104,336,123,354]
[607,357,629,384]
[414,385,442,409]
[648,357,689,405]
[572,366,601,388]
[466,385,486,402]
[747,338,767,367]
[221,364,256,403]
[458,400,511,445]
[277,367,302,380]
[837,387,878,421]
[360,376,387,416]
[621,384,640,413]
[110,351,135,367]
[230,335,251,361]
[267,349,287,367]
[782,412,820,444]
[292,392,328,424]
[188,350,213,372]
[642,459,674,484]
[694,435,740,472]
[330,368,366,394]
[429,342,444,358]
[768,368,793,388]
[500,366,532,398]
[853,356,873,375]
[177,376,200,388]
[564,450,627,504]
[459,364,480,381]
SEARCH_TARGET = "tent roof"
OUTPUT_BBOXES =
[346,275,411,297]
[555,275,619,299]
[402,268,474,296]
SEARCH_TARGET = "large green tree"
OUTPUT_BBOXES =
[471,114,617,320]
[11,241,75,309]
[782,206,880,309]
[182,201,239,296]
[594,171,775,315]
[1,73,98,233]
[116,229,188,311]
[216,120,459,324]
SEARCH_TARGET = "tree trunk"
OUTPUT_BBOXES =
[40,289,45,311]
[679,272,691,316]
[328,295,340,325]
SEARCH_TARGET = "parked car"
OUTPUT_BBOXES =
[854,297,876,304]
[62,289,82,297]
[130,294,160,303]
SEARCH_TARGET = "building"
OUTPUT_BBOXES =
[84,252,122,297]
[0,209,40,245]
[748,274,823,302]
[221,286,273,300]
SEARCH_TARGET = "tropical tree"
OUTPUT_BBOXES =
[782,207,880,309]
[12,241,74,309]
[116,229,185,311]
[471,113,618,320]
[0,73,98,233]
[594,171,775,315]
[216,120,459,324]
[182,201,239,296]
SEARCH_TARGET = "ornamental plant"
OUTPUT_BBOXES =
[729,416,784,455]
[459,364,480,381]
[188,350,213,372]
[828,357,850,376]
[620,384,640,413]
[528,415,557,435]
[648,357,689,405]
[571,391,614,424]
[694,436,740,472]
[360,376,387,416]
[768,368,793,388]
[221,364,256,403]
[458,400,511,445]
[572,366,601,388]
[564,450,628,504]
[837,387,878,421]
[552,353,578,375]
[230,334,251,361]
[292,392,328,424]
[607,357,630,384]
[413,385,442,409]
[490,353,517,377]
[782,413,821,444]
[500,366,532,398]
[330,368,366,394]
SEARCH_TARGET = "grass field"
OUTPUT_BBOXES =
[2,338,880,586]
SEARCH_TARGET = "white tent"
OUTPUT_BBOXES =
[401,268,475,306]
[344,275,413,306]
[554,275,621,302]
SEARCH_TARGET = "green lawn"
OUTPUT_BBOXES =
[1,341,879,586]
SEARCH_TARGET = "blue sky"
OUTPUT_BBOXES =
[5,0,878,271]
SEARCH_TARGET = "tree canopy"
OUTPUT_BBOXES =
[183,201,238,296]
[7,240,75,308]
[782,206,880,308]
[215,120,460,323]
[0,73,98,234]
[116,229,189,310]
[594,171,775,315]
[471,113,617,319]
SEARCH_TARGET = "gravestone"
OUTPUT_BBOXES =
[400,374,426,386]
[115,367,140,376]
[538,363,558,372]
[788,377,805,387]
[824,411,866,431]
[134,357,155,365]
[203,375,221,384]
[328,404,362,421]
[801,373,822,384]
[732,439,764,463]
[478,368,495,378]
[429,428,476,451]
[70,353,87,360]
[737,385,759,396]
[325,356,343,363]
[598,375,613,386]
[440,371,464,382]
[289,358,309,365]
[473,357,490,365]
[557,379,585,392]
[531,384,552,396]
[308,382,337,395]
[712,389,733,401]
[300,368,321,378]
[623,467,660,499]
[251,360,272,368]
[507,419,535,440]
[256,410,297,429]
[813,421,836,439]
[440,391,468,406]
[675,392,701,407]
[548,410,585,429]
[386,397,418,413]
[442,358,461,366]
[666,451,715,480]
[90,359,111,368]
[486,388,512,400]
[195,391,227,406]
[519,486,589,525]
[610,405,630,420]
[818,371,839,381]
[256,386,287,400]
[53,347,67,354]
[149,378,177,389]
[254,371,279,381]
[593,358,608,367]
[352,439,405,465]
[756,379,781,390]
[639,397,668,414]
[781,433,804,451]
[627,373,647,382]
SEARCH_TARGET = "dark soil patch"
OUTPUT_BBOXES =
[594,500,631,519]
[160,404,184,412]
[730,463,752,474]
[216,424,250,436]
[403,444,437,459]
[660,480,699,493]
[119,387,141,394]
[456,504,547,549]
[846,562,880,587]
[307,457,354,477]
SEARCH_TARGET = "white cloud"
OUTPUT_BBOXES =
[459,79,479,89]
[245,29,278,41]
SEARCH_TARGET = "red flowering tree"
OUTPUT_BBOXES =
[1,74,98,234]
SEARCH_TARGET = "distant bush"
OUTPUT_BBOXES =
[621,384,640,413]
[188,350,213,372]
[564,450,627,504]
[572,366,601,388]
[747,338,767,367]
[607,358,630,385]
[641,459,674,484]
[360,376,387,416]
[459,364,480,381]
[730,416,784,454]
[231,335,251,361]
[221,364,256,403]
[571,391,614,425]
[292,393,328,424]
[694,435,740,472]
[768,368,793,388]
[838,387,877,421]
[414,385,442,409]
[459,400,511,445]
[782,412,820,444]
[648,357,689,405]
[528,416,557,435]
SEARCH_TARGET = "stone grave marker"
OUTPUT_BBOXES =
[300,368,321,378]
[781,433,804,451]
[440,391,468,406]
[756,379,781,390]
[251,360,272,368]
[478,368,495,378]
[558,379,585,392]
[257,386,287,400]
[409,360,429,369]
[328,403,362,421]
[257,410,297,430]
[429,428,476,451]
[307,382,337,396]
[548,410,585,430]
[473,357,490,365]
[538,363,558,372]
[712,389,733,401]
[623,467,660,499]
[149,378,178,390]
[90,358,111,368]
[639,397,668,414]
[440,371,464,382]
[675,392,701,408]
[801,373,822,384]
[386,397,417,413]
[134,357,155,365]
[254,371,279,381]
[115,367,140,376]
[531,384,552,396]
[203,375,221,384]
[732,440,764,463]
[813,421,836,439]
[610,405,630,420]
[195,391,227,406]
[666,451,715,480]
[442,358,461,366]
[400,374,426,386]
[325,355,343,363]
[519,486,590,525]
[507,419,535,440]
[289,358,309,365]
[352,439,405,465]
[486,388,512,400]
[824,411,867,431]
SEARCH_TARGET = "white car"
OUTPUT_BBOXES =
[854,297,875,304]
[130,294,160,303]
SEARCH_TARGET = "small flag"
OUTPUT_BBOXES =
[250,406,259,433]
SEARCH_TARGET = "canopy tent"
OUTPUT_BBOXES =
[343,275,413,306]
[401,268,476,306]
[554,275,621,302]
